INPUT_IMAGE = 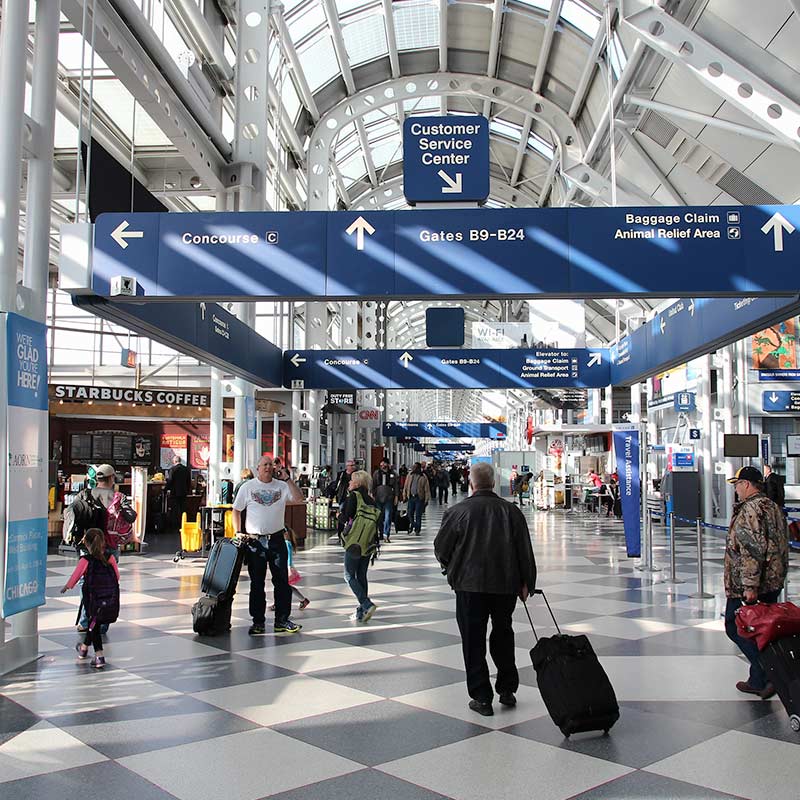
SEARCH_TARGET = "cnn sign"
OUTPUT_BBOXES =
[358,407,381,428]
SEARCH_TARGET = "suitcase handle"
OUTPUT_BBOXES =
[523,589,561,642]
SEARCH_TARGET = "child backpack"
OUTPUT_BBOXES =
[105,492,135,549]
[62,488,105,545]
[83,556,120,627]
[343,492,381,558]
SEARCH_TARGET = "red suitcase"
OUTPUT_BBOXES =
[736,601,800,651]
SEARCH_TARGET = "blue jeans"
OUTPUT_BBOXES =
[407,496,425,533]
[344,549,372,612]
[245,533,291,626]
[724,589,780,689]
[376,501,393,539]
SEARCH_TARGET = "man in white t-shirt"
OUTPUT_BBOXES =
[233,455,304,634]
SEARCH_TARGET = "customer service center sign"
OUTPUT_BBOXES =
[2,313,48,617]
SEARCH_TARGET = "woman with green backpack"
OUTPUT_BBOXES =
[337,470,380,623]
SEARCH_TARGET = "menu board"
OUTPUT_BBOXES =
[70,434,92,463]
[112,435,132,465]
[92,434,113,462]
[131,435,155,467]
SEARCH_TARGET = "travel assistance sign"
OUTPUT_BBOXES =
[403,115,489,203]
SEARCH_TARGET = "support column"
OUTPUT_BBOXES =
[291,390,301,468]
[208,369,223,505]
[273,411,280,459]
[630,383,642,424]
[698,354,714,521]
[345,414,355,462]
[717,347,735,520]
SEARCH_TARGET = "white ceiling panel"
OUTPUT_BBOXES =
[704,0,792,49]
[695,120,769,174]
[617,143,661,198]
[651,64,726,135]
[709,190,741,207]
[766,12,800,74]
[448,4,493,52]
[744,145,800,203]
[546,30,588,92]
[662,162,723,206]
[500,16,545,65]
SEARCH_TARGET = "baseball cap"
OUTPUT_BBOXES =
[727,466,763,485]
[94,464,116,480]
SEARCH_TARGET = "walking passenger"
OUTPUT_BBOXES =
[403,462,431,536]
[372,458,398,542]
[338,470,380,622]
[724,466,789,698]
[434,462,537,717]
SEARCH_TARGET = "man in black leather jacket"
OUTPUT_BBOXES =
[434,462,537,717]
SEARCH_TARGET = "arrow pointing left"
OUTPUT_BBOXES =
[290,353,307,367]
[659,317,666,335]
[111,220,144,249]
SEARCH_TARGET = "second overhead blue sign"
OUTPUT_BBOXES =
[403,115,490,204]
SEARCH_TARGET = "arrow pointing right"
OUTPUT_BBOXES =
[290,353,307,367]
[587,352,602,368]
[761,212,795,252]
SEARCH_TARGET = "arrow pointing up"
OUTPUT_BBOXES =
[437,170,463,194]
[587,352,602,368]
[345,216,376,251]
[688,299,695,317]
[199,302,206,320]
[290,353,307,367]
[762,212,795,252]
[111,220,144,249]
[399,352,414,368]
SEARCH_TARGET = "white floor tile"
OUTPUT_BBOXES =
[237,638,391,673]
[192,674,382,726]
[118,727,360,800]
[562,615,685,640]
[549,597,649,615]
[645,730,800,800]
[0,722,107,783]
[378,730,632,800]
[541,583,628,598]
[103,635,224,668]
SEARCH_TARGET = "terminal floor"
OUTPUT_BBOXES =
[2,502,800,800]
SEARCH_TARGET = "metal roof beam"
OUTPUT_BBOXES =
[482,0,505,118]
[618,126,684,205]
[321,0,356,94]
[272,8,321,121]
[167,0,233,82]
[439,0,448,114]
[621,0,800,152]
[568,11,608,119]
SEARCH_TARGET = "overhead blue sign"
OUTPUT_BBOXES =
[425,443,475,452]
[674,392,696,412]
[613,427,641,558]
[611,295,800,385]
[283,348,609,390]
[762,390,800,412]
[758,370,800,381]
[74,296,283,388]
[403,115,489,204]
[91,205,800,301]
[385,421,507,439]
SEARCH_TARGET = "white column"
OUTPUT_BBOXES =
[208,369,224,504]
[308,390,320,472]
[291,390,301,469]
[630,383,641,423]
[344,413,355,462]
[698,354,714,521]
[273,412,280,460]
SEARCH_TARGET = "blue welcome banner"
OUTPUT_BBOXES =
[613,427,641,558]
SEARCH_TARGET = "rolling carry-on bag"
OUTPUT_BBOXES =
[394,506,410,532]
[524,589,619,737]
[759,633,800,732]
[201,537,244,597]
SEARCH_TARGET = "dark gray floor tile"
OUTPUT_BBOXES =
[0,760,180,800]
[274,699,486,766]
[567,770,745,799]
[0,695,41,743]
[632,627,742,656]
[313,656,465,697]
[43,623,172,647]
[54,694,259,758]
[327,626,462,655]
[620,700,777,731]
[128,653,295,692]
[502,706,726,769]
[265,768,452,800]
[734,707,800,744]
[590,637,700,657]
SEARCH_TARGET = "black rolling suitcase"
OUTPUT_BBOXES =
[394,507,410,532]
[524,589,619,737]
[760,634,800,732]
[193,538,244,635]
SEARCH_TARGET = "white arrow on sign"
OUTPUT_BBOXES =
[587,352,602,368]
[688,299,695,317]
[769,392,780,403]
[111,220,144,249]
[438,170,463,194]
[290,353,307,367]
[345,216,376,251]
[399,351,414,368]
[659,317,666,335]
[761,212,795,252]
[200,302,206,320]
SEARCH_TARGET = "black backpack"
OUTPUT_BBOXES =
[82,556,120,628]
[63,488,106,545]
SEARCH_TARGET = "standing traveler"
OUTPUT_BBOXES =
[337,470,380,622]
[403,462,431,535]
[372,458,398,542]
[724,466,789,698]
[764,464,786,510]
[450,464,461,496]
[434,462,537,717]
[516,470,533,507]
[233,455,305,635]
[436,467,450,504]
[334,459,357,504]
[167,455,192,528]
[233,468,254,502]
[61,527,120,669]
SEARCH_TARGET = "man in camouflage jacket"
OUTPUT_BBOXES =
[724,466,789,698]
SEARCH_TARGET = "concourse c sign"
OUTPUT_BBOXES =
[403,115,489,203]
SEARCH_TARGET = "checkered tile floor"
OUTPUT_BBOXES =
[2,500,800,800]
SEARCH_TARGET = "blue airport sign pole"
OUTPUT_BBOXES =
[402,116,489,204]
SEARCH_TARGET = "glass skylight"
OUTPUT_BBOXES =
[394,0,439,51]
[342,14,389,65]
[528,131,554,159]
[297,35,341,91]
[287,0,328,43]
[89,79,172,146]
[490,118,523,142]
[561,0,600,37]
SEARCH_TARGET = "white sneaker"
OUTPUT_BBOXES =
[349,611,363,622]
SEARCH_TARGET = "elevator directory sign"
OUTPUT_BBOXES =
[403,115,490,204]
